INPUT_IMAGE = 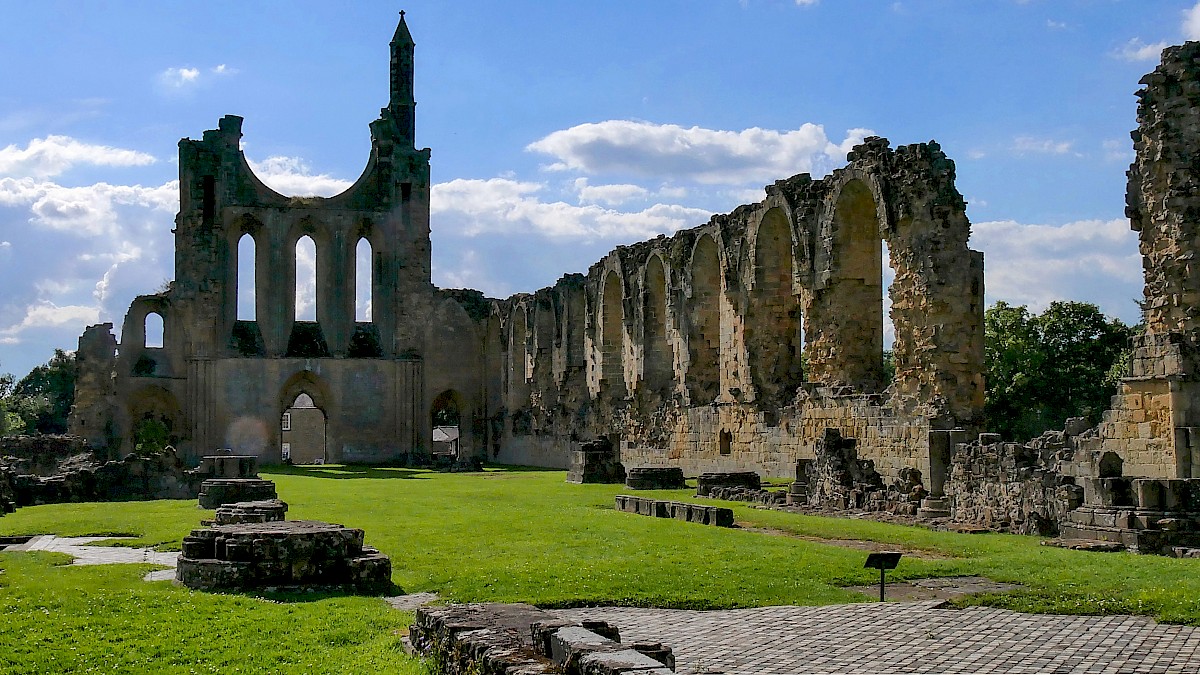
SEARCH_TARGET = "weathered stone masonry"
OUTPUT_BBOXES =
[70,16,484,466]
[491,138,986,482]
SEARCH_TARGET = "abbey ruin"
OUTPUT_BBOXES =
[61,16,1200,546]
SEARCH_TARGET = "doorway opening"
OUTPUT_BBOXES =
[281,392,326,464]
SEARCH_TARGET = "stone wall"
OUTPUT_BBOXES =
[483,137,982,481]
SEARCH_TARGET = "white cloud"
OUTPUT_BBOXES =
[573,178,649,206]
[1012,135,1074,156]
[247,156,353,197]
[159,67,200,89]
[0,241,9,248]
[795,0,818,5]
[0,177,176,236]
[1046,19,1067,30]
[973,218,1141,323]
[1115,38,1169,63]
[1185,2,1200,41]
[0,136,155,179]
[432,177,712,241]
[1,301,101,336]
[527,120,873,185]
[1102,139,1133,162]
[158,64,237,93]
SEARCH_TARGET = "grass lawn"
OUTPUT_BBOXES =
[3,465,1200,672]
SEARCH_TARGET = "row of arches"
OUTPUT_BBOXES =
[236,233,374,323]
[495,174,912,414]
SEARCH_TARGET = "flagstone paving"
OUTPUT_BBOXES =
[555,602,1200,674]
[5,534,178,580]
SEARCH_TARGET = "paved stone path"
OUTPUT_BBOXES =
[555,601,1200,673]
[6,535,178,581]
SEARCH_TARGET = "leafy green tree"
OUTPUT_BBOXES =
[984,301,1135,441]
[6,350,76,434]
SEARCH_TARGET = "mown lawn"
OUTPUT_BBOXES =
[3,465,1200,673]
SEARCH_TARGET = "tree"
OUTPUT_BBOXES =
[984,301,1135,441]
[4,350,77,435]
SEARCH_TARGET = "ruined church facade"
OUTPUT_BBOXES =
[69,17,486,465]
[65,15,988,483]
[71,16,1198,489]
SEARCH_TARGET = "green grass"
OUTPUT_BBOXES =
[0,552,419,674]
[4,465,1200,672]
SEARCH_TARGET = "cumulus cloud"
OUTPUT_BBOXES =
[159,67,200,89]
[247,156,354,197]
[573,178,649,206]
[432,177,712,241]
[1012,135,1074,156]
[973,218,1141,323]
[1,301,101,337]
[1115,38,1169,62]
[0,177,176,236]
[527,120,873,185]
[1185,2,1200,41]
[0,136,155,179]
[158,64,237,93]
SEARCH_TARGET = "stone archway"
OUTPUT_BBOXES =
[281,392,326,464]
[277,370,334,463]
[430,389,465,460]
[126,385,184,454]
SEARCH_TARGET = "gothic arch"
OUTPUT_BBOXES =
[747,206,803,405]
[599,269,627,399]
[640,252,674,397]
[686,233,723,405]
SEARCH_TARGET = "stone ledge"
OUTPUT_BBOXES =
[615,495,734,527]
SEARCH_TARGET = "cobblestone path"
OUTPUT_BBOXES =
[556,601,1200,673]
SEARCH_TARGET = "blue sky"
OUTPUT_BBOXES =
[0,0,1194,378]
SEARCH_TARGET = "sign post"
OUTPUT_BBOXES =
[863,552,903,602]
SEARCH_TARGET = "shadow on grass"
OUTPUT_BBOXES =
[263,464,431,480]
[233,581,406,603]
[477,464,562,473]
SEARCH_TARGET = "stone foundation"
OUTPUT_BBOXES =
[176,520,391,591]
[614,495,735,527]
[212,499,288,525]
[695,471,761,496]
[195,455,279,509]
[197,479,279,509]
[625,467,686,490]
[566,438,626,484]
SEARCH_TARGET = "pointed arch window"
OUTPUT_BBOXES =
[355,238,373,322]
[295,235,317,321]
[237,233,256,321]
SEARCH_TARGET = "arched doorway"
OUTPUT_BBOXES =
[127,385,183,455]
[281,392,327,464]
[431,389,464,461]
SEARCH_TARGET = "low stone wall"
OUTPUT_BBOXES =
[0,434,89,476]
[944,432,1072,536]
[4,448,206,509]
[614,495,734,527]
[409,603,674,674]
